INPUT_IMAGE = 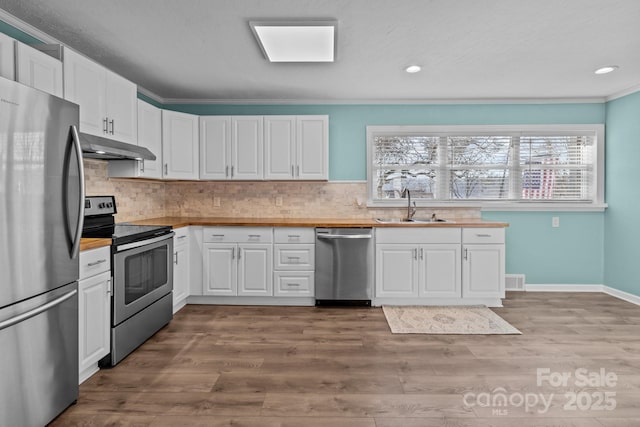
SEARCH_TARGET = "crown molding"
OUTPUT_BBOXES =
[160,96,607,106]
[136,85,166,104]
[605,84,640,102]
[0,9,60,44]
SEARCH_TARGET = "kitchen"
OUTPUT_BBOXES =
[1,1,640,426]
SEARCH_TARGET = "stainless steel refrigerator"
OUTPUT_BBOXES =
[0,76,84,426]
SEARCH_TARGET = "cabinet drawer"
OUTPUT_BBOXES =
[79,247,111,279]
[274,244,315,270]
[203,227,273,243]
[462,228,505,244]
[274,227,315,244]
[376,227,461,244]
[173,226,190,246]
[274,271,314,297]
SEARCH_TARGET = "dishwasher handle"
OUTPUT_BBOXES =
[317,233,372,240]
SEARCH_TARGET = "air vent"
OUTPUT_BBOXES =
[505,274,526,291]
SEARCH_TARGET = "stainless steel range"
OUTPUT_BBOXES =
[82,196,174,366]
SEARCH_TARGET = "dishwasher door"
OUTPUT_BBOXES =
[315,228,374,306]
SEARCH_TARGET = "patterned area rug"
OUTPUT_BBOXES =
[382,305,521,335]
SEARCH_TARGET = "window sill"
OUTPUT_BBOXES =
[367,200,608,212]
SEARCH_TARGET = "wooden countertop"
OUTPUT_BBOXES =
[127,216,509,229]
[80,217,508,252]
[80,238,111,252]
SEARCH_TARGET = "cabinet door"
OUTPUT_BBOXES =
[264,116,295,180]
[0,33,15,80]
[297,115,328,180]
[105,69,137,144]
[462,244,505,299]
[78,271,110,378]
[137,100,163,179]
[173,239,190,312]
[237,244,272,296]
[232,116,263,180]
[418,244,461,298]
[203,243,237,296]
[375,244,418,298]
[15,42,63,97]
[63,48,106,137]
[162,110,199,179]
[200,116,231,180]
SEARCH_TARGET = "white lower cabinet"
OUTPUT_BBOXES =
[462,228,505,299]
[202,227,273,296]
[375,227,503,306]
[173,227,190,312]
[78,247,111,384]
[273,227,315,297]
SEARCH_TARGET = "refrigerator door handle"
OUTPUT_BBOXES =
[0,290,77,331]
[69,125,86,259]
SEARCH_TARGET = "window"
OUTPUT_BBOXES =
[367,125,605,210]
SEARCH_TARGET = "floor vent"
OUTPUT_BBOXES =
[505,274,526,291]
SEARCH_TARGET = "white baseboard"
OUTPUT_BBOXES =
[603,286,640,306]
[524,284,604,292]
[522,283,640,307]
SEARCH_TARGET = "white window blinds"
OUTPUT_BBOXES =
[369,126,601,205]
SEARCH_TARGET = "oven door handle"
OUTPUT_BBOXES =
[116,232,174,252]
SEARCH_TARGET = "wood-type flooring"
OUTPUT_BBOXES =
[51,292,640,426]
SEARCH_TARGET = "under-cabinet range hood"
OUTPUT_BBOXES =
[79,132,156,161]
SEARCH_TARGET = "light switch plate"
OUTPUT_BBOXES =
[552,216,560,227]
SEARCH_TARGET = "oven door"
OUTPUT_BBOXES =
[112,234,173,326]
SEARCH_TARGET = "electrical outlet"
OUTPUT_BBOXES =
[275,196,283,207]
[213,197,221,207]
[552,216,560,228]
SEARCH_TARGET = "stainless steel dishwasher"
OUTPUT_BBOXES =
[315,228,374,306]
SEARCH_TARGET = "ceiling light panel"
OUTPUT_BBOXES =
[250,20,337,62]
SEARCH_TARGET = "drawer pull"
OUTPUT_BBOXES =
[248,234,261,241]
[87,259,107,267]
[287,234,301,239]
[211,234,225,239]
[287,283,300,287]
[476,234,492,237]
[177,235,187,240]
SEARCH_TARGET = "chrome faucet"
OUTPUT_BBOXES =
[401,188,417,221]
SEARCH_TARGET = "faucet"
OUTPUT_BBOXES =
[401,188,417,221]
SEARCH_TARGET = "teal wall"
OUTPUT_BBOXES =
[166,102,607,285]
[604,91,640,296]
[165,103,605,181]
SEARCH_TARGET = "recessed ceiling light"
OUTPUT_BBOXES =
[594,65,619,75]
[250,20,337,62]
[405,65,421,73]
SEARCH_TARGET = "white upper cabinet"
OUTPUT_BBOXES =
[200,116,263,180]
[14,42,63,97]
[296,115,328,180]
[200,116,231,180]
[265,115,328,180]
[0,33,15,80]
[137,100,163,179]
[63,47,137,144]
[232,116,264,180]
[162,110,199,180]
[264,116,296,180]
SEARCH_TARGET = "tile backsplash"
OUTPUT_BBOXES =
[85,159,480,221]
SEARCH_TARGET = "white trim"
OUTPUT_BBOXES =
[327,180,367,184]
[0,9,60,44]
[136,85,165,104]
[372,297,503,308]
[603,286,640,306]
[605,84,640,102]
[161,97,608,105]
[524,284,603,292]
[187,295,315,306]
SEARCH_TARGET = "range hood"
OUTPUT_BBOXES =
[79,132,156,161]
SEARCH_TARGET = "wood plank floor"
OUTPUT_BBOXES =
[51,292,640,426]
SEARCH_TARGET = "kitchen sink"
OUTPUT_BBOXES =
[375,218,454,224]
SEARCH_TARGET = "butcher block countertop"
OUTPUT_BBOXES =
[127,216,509,229]
[80,217,508,252]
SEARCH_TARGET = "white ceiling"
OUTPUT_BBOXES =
[2,0,639,103]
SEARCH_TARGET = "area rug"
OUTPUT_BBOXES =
[382,305,521,334]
